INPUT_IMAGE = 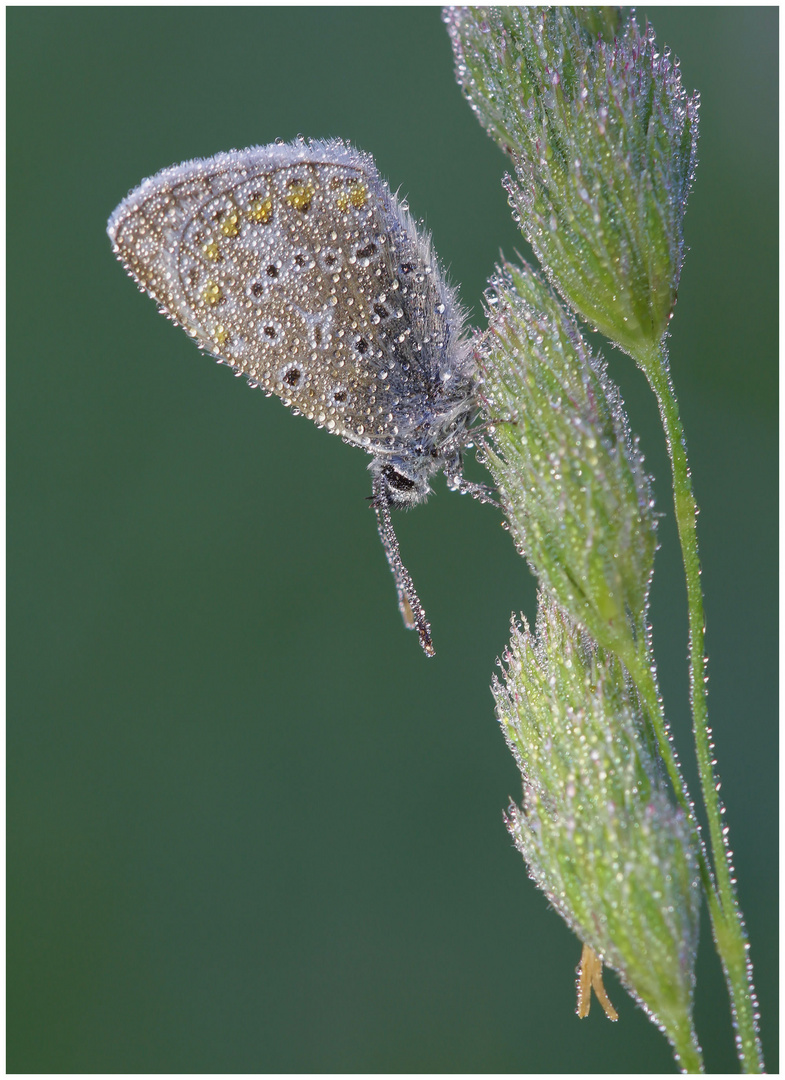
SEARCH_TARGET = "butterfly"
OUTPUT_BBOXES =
[108,137,490,655]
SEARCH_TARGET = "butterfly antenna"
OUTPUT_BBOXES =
[371,475,435,657]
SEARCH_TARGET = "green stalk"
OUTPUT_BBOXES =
[635,343,764,1073]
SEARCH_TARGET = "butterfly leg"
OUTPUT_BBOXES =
[444,453,500,508]
[448,475,499,506]
[371,474,435,657]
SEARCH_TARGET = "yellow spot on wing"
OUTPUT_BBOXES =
[248,196,273,224]
[285,180,316,212]
[220,210,241,237]
[349,181,368,209]
[202,281,223,306]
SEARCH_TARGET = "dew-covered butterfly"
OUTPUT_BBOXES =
[108,137,490,655]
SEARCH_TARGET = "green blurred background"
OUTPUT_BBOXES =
[8,7,777,1072]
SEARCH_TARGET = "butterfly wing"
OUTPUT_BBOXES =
[108,139,469,457]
